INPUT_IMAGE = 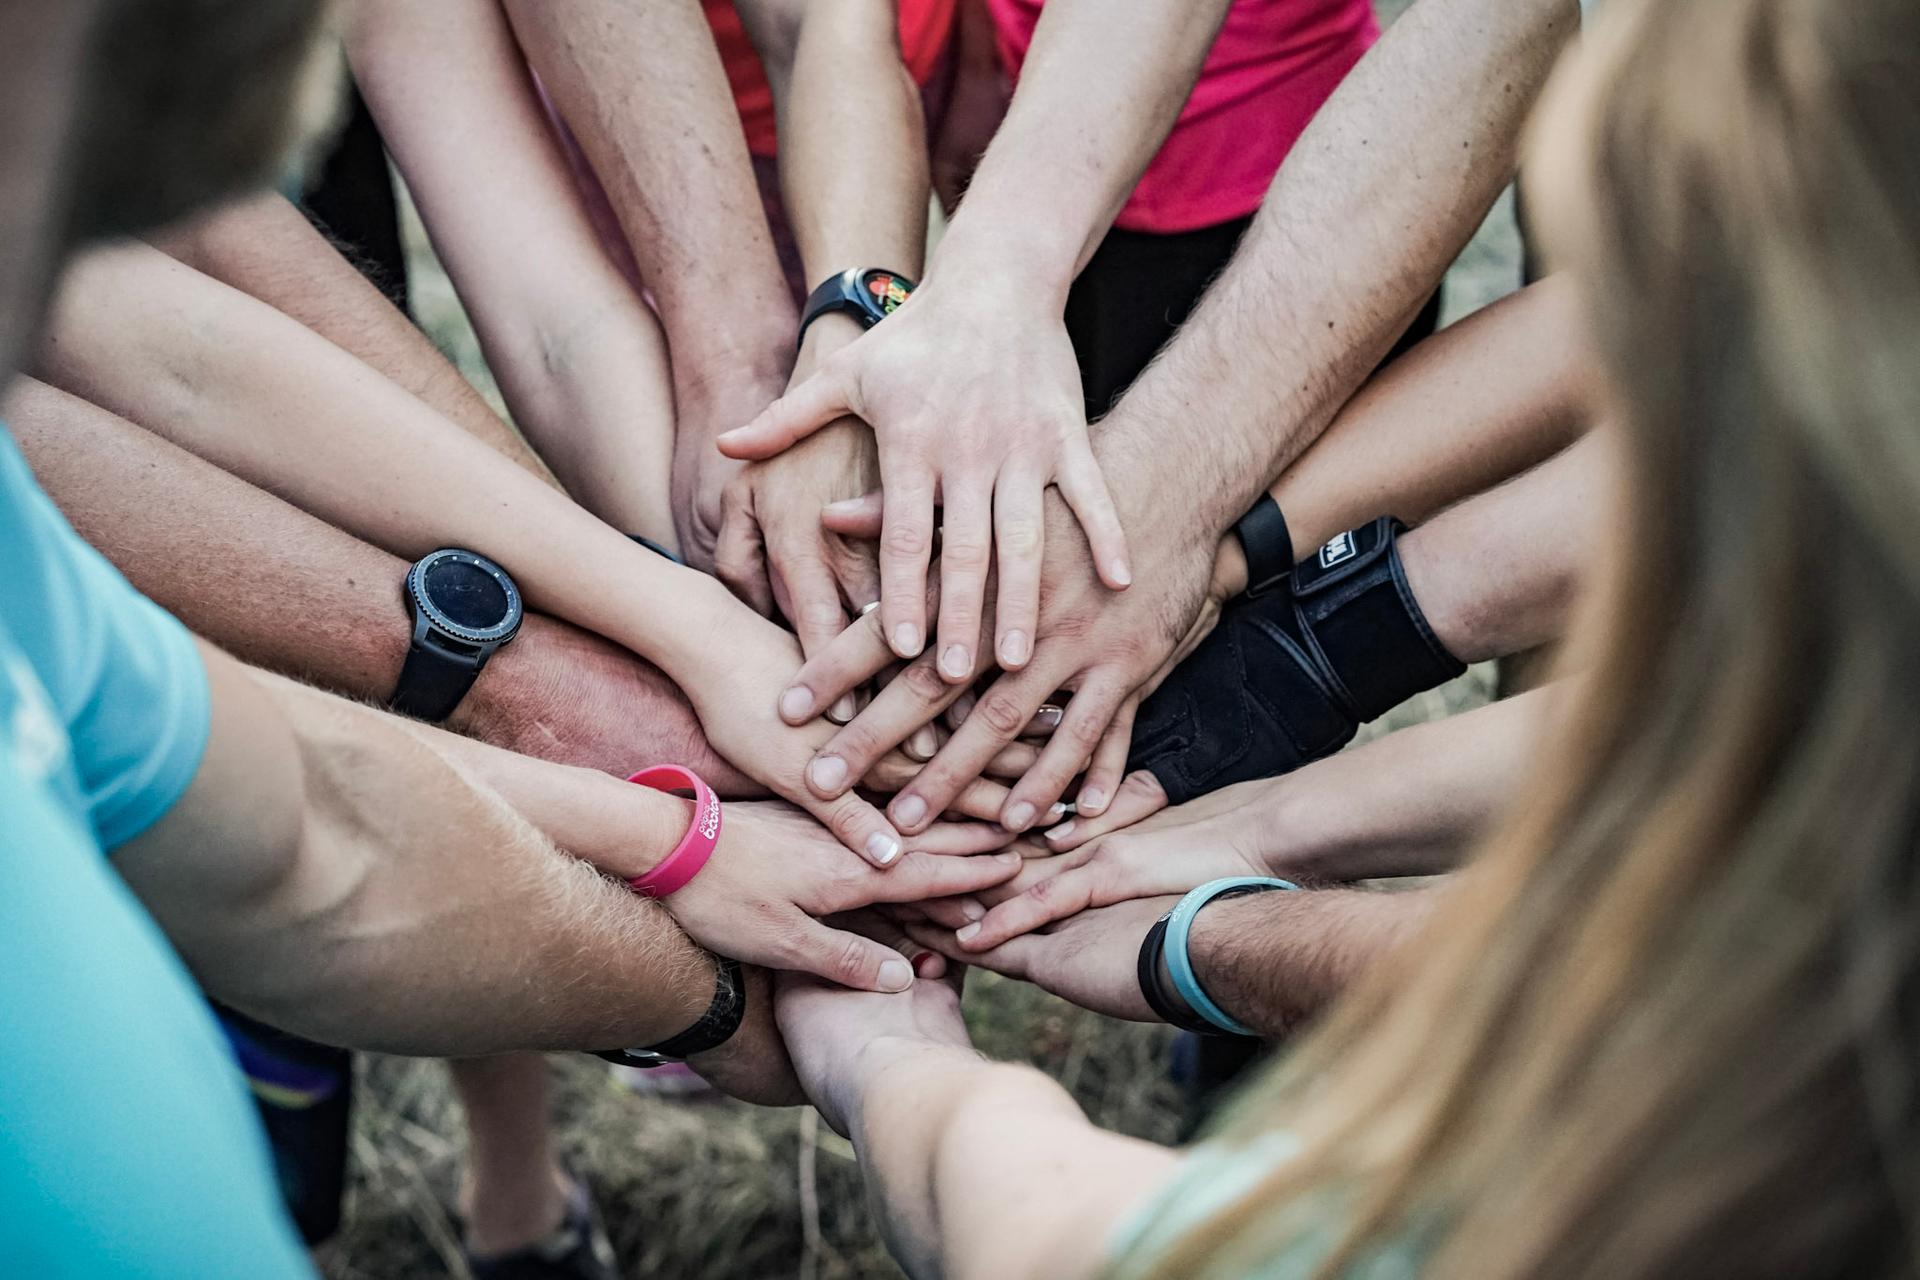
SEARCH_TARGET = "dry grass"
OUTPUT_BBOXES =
[322,2,1517,1269]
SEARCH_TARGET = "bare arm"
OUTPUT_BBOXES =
[4,376,743,786]
[342,0,679,546]
[151,190,559,489]
[37,241,921,861]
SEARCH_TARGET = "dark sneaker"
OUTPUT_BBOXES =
[464,1175,619,1280]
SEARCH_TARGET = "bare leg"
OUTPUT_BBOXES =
[448,1054,572,1257]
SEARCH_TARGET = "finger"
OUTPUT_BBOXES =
[852,849,1022,908]
[776,545,852,662]
[1074,696,1137,819]
[819,654,966,800]
[942,776,1016,825]
[904,820,1019,856]
[834,907,950,980]
[716,369,850,460]
[783,917,919,992]
[933,476,993,684]
[713,489,776,617]
[901,920,1040,981]
[877,453,936,660]
[827,540,883,624]
[820,489,884,539]
[912,895,988,931]
[888,666,1057,834]
[1043,769,1167,850]
[998,678,1125,833]
[991,466,1045,671]
[963,865,1101,950]
[803,788,907,869]
[984,741,1041,780]
[1056,437,1132,591]
[780,607,895,728]
[949,691,1062,740]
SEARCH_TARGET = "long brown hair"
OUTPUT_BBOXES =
[1127,0,1920,1274]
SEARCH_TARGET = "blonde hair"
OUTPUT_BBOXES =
[1127,0,1920,1274]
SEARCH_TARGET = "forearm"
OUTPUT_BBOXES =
[37,241,742,688]
[120,647,717,1057]
[1096,0,1579,540]
[344,0,679,541]
[151,191,560,489]
[750,0,928,282]
[1253,685,1558,882]
[848,1043,1176,1280]
[1186,886,1436,1037]
[1396,433,1601,662]
[6,376,741,782]
[932,0,1233,293]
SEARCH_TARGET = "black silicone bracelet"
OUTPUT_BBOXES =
[1137,916,1221,1036]
[593,956,746,1068]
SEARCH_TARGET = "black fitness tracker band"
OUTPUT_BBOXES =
[390,548,523,722]
[1136,916,1217,1036]
[594,956,747,1068]
[797,267,915,347]
[627,532,683,565]
[1234,494,1295,598]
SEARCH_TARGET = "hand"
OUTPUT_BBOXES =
[672,357,790,572]
[714,323,882,661]
[774,961,973,1136]
[778,489,1216,836]
[663,800,1020,991]
[902,896,1171,1023]
[717,274,1131,691]
[953,774,1290,950]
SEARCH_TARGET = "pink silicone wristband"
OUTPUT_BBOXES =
[624,765,722,898]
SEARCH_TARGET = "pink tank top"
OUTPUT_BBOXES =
[986,0,1378,234]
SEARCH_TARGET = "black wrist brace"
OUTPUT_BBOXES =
[1129,517,1463,805]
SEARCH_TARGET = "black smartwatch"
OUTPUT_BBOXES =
[797,267,915,347]
[390,548,523,722]
[594,956,747,1069]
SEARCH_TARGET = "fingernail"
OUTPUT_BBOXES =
[1047,802,1068,820]
[952,693,976,724]
[1035,704,1063,729]
[1004,801,1035,831]
[810,755,848,792]
[866,832,902,865]
[878,958,914,991]
[779,686,814,722]
[893,622,922,657]
[911,951,937,972]
[956,923,981,944]
[998,630,1030,666]
[828,694,857,724]
[1110,559,1133,587]
[1046,820,1076,841]
[907,726,938,761]
[940,645,971,679]
[1079,787,1107,814]
[994,851,1021,865]
[893,794,928,828]
[960,898,986,921]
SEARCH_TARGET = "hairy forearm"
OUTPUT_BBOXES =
[152,191,559,488]
[120,648,716,1057]
[1097,0,1579,539]
[38,240,746,687]
[850,1043,1176,1280]
[1257,685,1557,883]
[1188,887,1436,1037]
[344,0,679,541]
[505,0,795,380]
[750,0,929,281]
[933,0,1233,290]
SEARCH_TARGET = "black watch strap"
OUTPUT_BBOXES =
[1137,916,1220,1036]
[1234,494,1294,598]
[390,638,483,722]
[594,956,747,1069]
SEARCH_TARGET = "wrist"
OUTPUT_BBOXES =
[794,311,866,376]
[924,220,1077,309]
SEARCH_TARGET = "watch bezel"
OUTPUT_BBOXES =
[406,549,524,646]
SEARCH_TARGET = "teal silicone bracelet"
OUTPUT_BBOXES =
[1163,876,1299,1037]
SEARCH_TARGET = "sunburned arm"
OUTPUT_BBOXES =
[3,377,745,786]
[341,0,679,546]
[150,191,559,489]
[1092,0,1581,546]
[844,1044,1178,1280]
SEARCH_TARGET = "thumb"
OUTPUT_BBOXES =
[821,489,884,539]
[786,918,918,992]
[717,370,851,460]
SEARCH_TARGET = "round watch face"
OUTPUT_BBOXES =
[860,269,913,319]
[408,550,522,644]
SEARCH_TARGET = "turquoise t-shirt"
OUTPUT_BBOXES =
[0,427,311,1277]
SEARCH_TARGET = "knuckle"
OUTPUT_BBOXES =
[831,934,874,986]
[996,521,1042,560]
[940,538,991,572]
[899,658,950,704]
[975,691,1031,738]
[1062,711,1105,753]
[883,522,933,559]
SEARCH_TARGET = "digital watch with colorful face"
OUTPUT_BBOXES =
[390,548,523,722]
[797,267,915,346]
